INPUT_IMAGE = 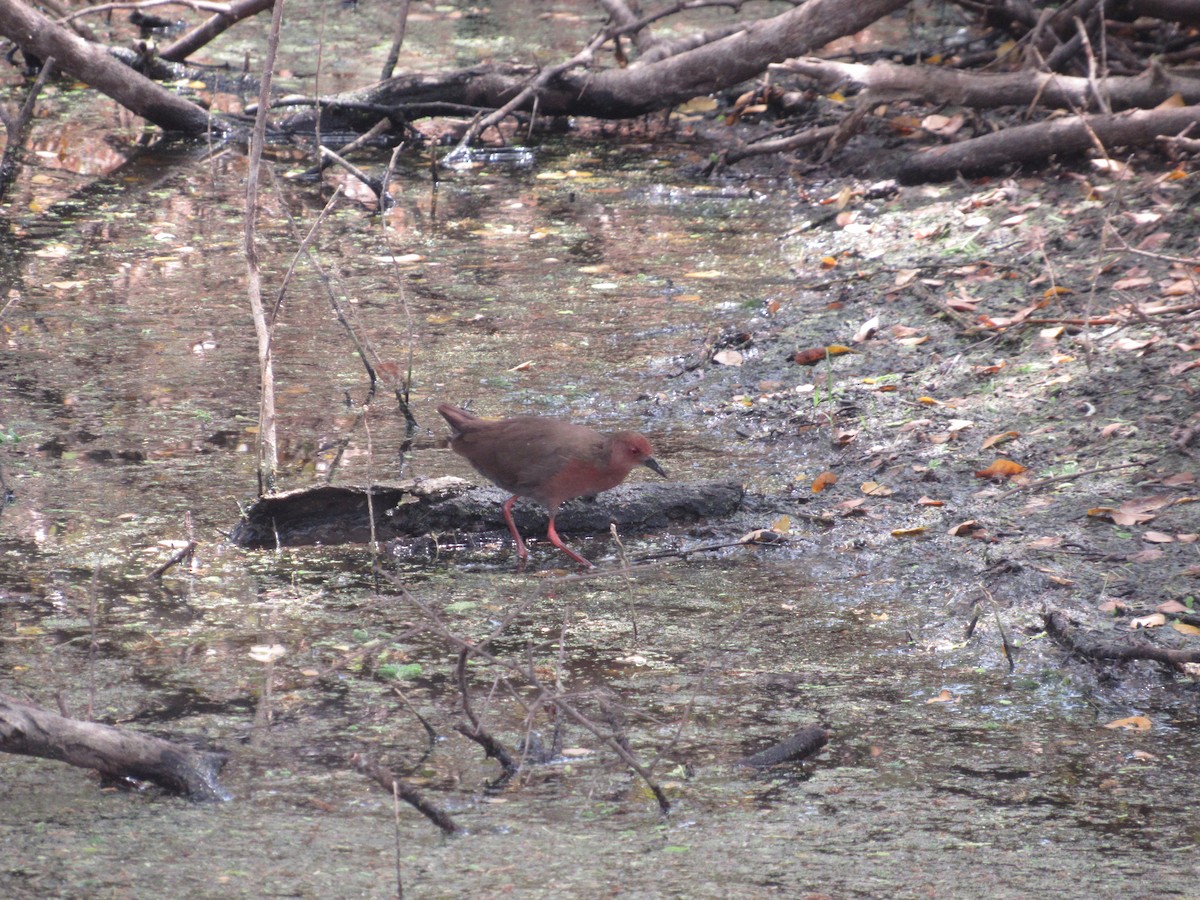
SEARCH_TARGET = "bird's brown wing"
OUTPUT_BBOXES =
[450,417,609,505]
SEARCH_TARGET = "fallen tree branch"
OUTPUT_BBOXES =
[351,753,462,835]
[898,102,1200,183]
[782,55,1200,111]
[0,695,230,800]
[1044,609,1200,667]
[0,0,213,134]
[735,724,829,768]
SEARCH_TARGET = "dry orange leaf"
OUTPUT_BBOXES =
[891,527,927,537]
[916,396,941,406]
[972,360,1006,375]
[1103,716,1152,731]
[792,344,854,366]
[974,459,1027,479]
[1043,286,1073,299]
[926,689,957,704]
[812,471,838,493]
[820,256,838,268]
[1142,531,1175,543]
[861,481,894,497]
[917,496,945,507]
[981,430,1020,450]
[792,347,827,366]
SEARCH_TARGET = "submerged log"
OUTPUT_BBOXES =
[0,695,230,801]
[735,725,829,768]
[230,477,744,549]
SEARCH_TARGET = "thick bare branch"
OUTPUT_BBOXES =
[898,103,1200,183]
[783,56,1200,112]
[0,0,212,134]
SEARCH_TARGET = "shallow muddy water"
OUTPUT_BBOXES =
[3,4,1200,898]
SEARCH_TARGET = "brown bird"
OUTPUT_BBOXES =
[437,403,666,567]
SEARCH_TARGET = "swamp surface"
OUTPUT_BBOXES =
[3,2,1200,898]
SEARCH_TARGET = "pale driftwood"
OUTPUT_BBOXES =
[230,477,744,549]
[782,57,1200,112]
[898,103,1200,183]
[0,695,230,800]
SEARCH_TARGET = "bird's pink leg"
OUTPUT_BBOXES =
[546,515,594,568]
[501,496,530,560]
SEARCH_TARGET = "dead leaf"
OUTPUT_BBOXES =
[1173,622,1200,636]
[854,314,881,343]
[1111,337,1157,353]
[1127,548,1165,563]
[792,345,854,366]
[926,689,957,704]
[981,430,1020,450]
[891,527,928,537]
[1111,275,1155,291]
[917,496,945,507]
[740,528,789,545]
[1130,613,1167,629]
[836,498,867,515]
[1162,473,1196,486]
[861,481,893,497]
[713,349,744,366]
[812,471,838,493]
[922,113,964,136]
[948,520,984,537]
[771,515,792,534]
[974,459,1027,479]
[1142,531,1175,543]
[1028,536,1062,549]
[1103,716,1152,731]
[1157,599,1191,614]
[972,360,1007,375]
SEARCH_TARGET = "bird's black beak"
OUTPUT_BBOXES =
[643,457,667,478]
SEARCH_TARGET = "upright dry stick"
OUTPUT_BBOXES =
[245,0,286,493]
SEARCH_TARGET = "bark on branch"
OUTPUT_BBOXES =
[0,695,230,800]
[283,0,911,132]
[0,0,213,135]
[898,103,1200,183]
[783,57,1200,112]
